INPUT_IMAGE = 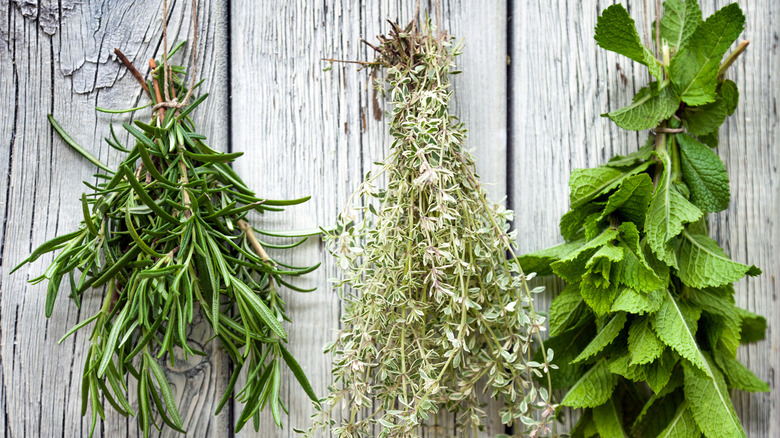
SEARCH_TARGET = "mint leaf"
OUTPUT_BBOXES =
[698,131,719,148]
[680,81,738,136]
[605,82,680,130]
[736,308,767,343]
[657,401,701,438]
[599,173,654,227]
[720,79,739,115]
[645,349,680,393]
[629,317,666,365]
[632,382,685,437]
[551,229,620,283]
[683,355,746,438]
[580,244,624,315]
[669,3,745,105]
[593,398,628,437]
[682,97,728,137]
[689,289,742,356]
[561,204,602,241]
[645,154,703,266]
[660,0,703,50]
[606,139,655,167]
[677,230,760,288]
[562,359,618,408]
[609,353,647,381]
[617,222,666,291]
[549,283,592,336]
[653,289,708,373]
[713,349,770,392]
[517,240,584,276]
[595,4,663,79]
[570,161,652,209]
[573,312,628,364]
[612,287,665,315]
[677,133,730,212]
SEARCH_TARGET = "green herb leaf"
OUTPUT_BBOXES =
[677,133,730,212]
[595,4,663,79]
[569,162,651,210]
[677,230,760,288]
[561,359,618,408]
[713,349,770,392]
[598,173,654,227]
[656,400,700,438]
[681,80,738,136]
[549,283,592,336]
[611,287,665,315]
[572,312,627,364]
[659,0,703,51]
[592,397,628,437]
[683,355,746,438]
[605,82,680,131]
[617,222,665,292]
[653,289,707,373]
[628,317,666,365]
[669,3,745,105]
[645,157,703,267]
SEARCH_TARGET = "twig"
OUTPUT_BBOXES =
[238,220,270,262]
[321,57,373,66]
[149,59,166,123]
[114,48,151,98]
[654,127,684,133]
[719,40,750,79]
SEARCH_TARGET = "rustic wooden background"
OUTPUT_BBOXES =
[0,0,776,437]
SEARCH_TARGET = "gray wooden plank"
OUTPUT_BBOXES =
[510,0,778,435]
[0,1,230,437]
[230,1,507,437]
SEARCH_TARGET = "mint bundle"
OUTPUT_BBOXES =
[519,2,768,436]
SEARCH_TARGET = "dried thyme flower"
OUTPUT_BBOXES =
[308,20,555,438]
[14,44,318,437]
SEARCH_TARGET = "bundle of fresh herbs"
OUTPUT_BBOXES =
[13,41,318,437]
[308,19,555,438]
[518,2,768,436]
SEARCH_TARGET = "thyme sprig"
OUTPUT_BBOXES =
[308,20,555,437]
[14,46,319,437]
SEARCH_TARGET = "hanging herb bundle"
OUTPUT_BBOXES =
[518,2,768,436]
[308,19,555,438]
[13,30,319,438]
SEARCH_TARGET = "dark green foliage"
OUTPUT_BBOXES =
[517,2,767,437]
[14,49,318,437]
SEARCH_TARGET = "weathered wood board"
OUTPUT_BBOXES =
[0,1,777,437]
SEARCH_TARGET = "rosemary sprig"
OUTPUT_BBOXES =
[14,47,319,437]
[308,20,555,437]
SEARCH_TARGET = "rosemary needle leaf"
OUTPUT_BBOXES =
[48,114,113,173]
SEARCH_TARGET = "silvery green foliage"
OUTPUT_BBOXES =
[307,21,555,438]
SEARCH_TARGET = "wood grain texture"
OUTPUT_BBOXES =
[0,1,230,437]
[1,1,778,437]
[511,0,779,436]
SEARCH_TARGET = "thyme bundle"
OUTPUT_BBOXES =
[309,20,555,437]
[519,2,767,436]
[14,43,318,436]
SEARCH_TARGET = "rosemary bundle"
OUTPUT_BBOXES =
[309,21,555,437]
[519,2,767,436]
[14,44,318,436]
